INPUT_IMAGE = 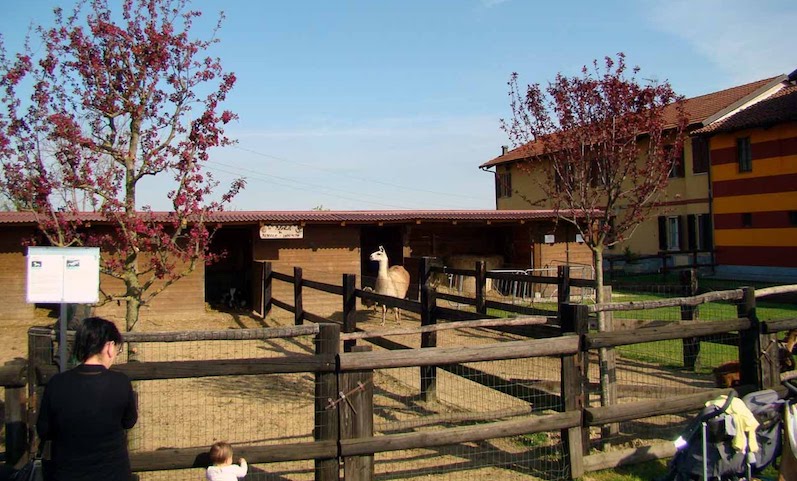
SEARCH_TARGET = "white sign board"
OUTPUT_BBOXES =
[27,247,100,303]
[259,224,303,239]
[544,234,556,244]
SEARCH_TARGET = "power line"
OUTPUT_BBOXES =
[231,145,478,200]
[205,162,433,209]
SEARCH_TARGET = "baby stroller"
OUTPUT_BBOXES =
[659,388,785,481]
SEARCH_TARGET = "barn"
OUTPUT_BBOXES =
[0,210,592,322]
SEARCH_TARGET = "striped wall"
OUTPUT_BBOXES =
[710,122,797,268]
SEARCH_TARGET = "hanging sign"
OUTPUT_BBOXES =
[26,247,100,303]
[259,224,303,239]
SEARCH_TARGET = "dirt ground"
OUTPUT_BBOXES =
[0,305,707,481]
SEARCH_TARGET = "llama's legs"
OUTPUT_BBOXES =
[394,308,401,326]
[381,305,387,326]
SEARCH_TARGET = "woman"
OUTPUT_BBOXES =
[37,317,138,481]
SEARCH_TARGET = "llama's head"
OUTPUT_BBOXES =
[369,245,387,262]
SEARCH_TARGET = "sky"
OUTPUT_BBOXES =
[1,0,795,212]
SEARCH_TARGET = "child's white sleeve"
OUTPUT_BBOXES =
[235,459,248,478]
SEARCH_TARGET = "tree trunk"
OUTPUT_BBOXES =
[593,247,612,416]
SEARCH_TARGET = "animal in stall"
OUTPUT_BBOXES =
[712,334,797,388]
[368,246,410,326]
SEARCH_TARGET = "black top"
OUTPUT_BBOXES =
[37,364,138,481]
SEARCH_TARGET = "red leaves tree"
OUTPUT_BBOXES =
[0,0,244,330]
[502,53,688,307]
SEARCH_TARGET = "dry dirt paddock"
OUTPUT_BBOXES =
[0,306,709,481]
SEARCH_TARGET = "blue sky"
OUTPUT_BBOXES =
[2,0,795,211]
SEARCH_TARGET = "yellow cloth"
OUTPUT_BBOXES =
[706,395,759,453]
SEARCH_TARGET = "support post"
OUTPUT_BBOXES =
[263,262,273,316]
[560,302,589,479]
[315,324,340,481]
[341,345,374,481]
[680,269,700,370]
[475,260,486,316]
[294,266,304,326]
[419,257,437,402]
[343,274,357,353]
[557,265,571,315]
[738,287,764,389]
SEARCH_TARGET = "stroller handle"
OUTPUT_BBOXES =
[784,377,797,396]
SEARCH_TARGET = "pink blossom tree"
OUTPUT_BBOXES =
[502,53,688,307]
[0,0,244,330]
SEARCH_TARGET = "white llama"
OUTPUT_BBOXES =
[368,246,410,326]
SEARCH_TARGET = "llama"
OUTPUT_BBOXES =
[368,246,410,326]
[713,331,797,388]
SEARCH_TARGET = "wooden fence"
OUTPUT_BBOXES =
[4,265,797,480]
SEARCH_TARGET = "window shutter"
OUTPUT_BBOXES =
[678,216,687,251]
[494,173,500,199]
[692,137,709,174]
[658,216,667,251]
[687,214,696,251]
[701,215,713,250]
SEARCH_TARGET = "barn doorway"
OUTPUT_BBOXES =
[360,226,404,289]
[206,227,253,311]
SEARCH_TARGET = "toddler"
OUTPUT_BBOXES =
[206,441,248,481]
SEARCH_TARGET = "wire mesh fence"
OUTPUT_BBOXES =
[583,279,759,455]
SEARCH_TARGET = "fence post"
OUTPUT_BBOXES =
[3,360,27,467]
[294,267,304,326]
[737,287,765,390]
[560,302,589,479]
[27,328,53,457]
[557,265,571,314]
[343,274,357,353]
[680,269,700,370]
[341,345,374,481]
[263,261,273,316]
[419,257,437,402]
[315,324,340,481]
[475,260,486,315]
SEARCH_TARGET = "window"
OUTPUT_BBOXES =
[659,215,687,252]
[667,217,680,250]
[687,214,713,251]
[667,145,685,178]
[790,211,797,226]
[496,171,512,199]
[737,137,752,172]
[741,213,752,227]
[692,137,709,174]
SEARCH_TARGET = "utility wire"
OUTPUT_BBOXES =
[231,145,477,200]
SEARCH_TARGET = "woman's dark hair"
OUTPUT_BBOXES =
[72,317,123,362]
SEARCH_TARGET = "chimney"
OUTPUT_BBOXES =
[501,145,508,155]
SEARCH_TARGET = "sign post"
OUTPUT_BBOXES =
[26,247,100,372]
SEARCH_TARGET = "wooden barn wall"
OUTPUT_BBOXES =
[93,256,206,321]
[0,226,36,321]
[254,224,361,318]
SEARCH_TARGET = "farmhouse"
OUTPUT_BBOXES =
[0,209,591,322]
[480,72,793,273]
[693,81,797,281]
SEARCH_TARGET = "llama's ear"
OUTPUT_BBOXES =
[379,246,385,252]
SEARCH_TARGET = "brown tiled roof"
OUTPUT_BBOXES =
[481,75,784,168]
[0,209,582,225]
[693,84,797,135]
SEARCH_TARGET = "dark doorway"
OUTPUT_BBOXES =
[360,226,404,288]
[206,227,253,310]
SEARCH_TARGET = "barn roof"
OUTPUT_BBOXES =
[0,209,584,226]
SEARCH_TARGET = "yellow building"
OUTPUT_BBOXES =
[481,74,789,271]
[694,79,797,281]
